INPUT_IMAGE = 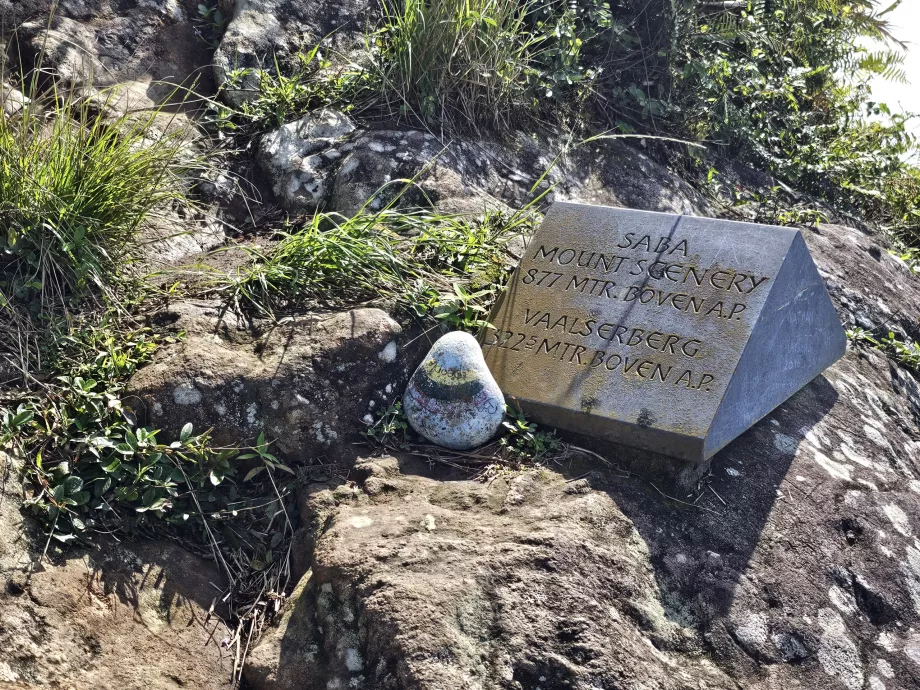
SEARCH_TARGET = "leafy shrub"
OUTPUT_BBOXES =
[668,0,919,239]
[211,48,372,133]
[1,319,297,588]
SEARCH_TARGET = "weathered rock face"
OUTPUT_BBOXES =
[403,332,505,450]
[15,0,214,113]
[256,109,357,213]
[258,117,710,217]
[241,218,920,690]
[0,452,230,688]
[213,0,374,106]
[124,302,415,460]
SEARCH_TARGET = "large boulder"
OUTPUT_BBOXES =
[241,218,920,690]
[124,301,415,461]
[258,118,711,217]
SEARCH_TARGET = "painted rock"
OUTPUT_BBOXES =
[403,332,505,450]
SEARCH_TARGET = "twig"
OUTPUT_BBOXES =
[650,482,721,515]
[567,444,615,466]
[708,484,727,506]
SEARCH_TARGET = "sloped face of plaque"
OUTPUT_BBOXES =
[482,202,846,463]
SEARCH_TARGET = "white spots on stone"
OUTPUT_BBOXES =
[726,467,741,477]
[844,491,864,508]
[903,542,920,615]
[344,648,363,672]
[864,415,886,432]
[362,414,374,425]
[877,631,899,653]
[796,475,806,482]
[806,428,828,449]
[814,450,852,481]
[295,393,309,406]
[868,676,886,690]
[734,612,768,648]
[152,401,163,416]
[232,380,245,394]
[172,382,202,405]
[770,418,780,427]
[368,400,375,409]
[326,679,343,689]
[0,661,19,682]
[817,607,864,690]
[829,585,859,616]
[214,403,227,416]
[864,424,890,451]
[910,480,920,495]
[857,479,880,492]
[773,433,798,455]
[246,402,259,426]
[882,504,913,537]
[349,516,373,529]
[421,514,436,532]
[339,157,359,176]
[839,443,874,469]
[271,400,279,410]
[385,383,393,395]
[876,659,894,678]
[905,632,920,667]
[378,341,398,363]
[312,421,339,445]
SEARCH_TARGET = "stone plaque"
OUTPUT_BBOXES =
[482,202,845,463]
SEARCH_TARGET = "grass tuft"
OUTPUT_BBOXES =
[372,0,546,132]
[217,201,537,331]
[0,78,194,379]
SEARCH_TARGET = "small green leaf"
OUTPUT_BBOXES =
[243,466,265,482]
[179,423,194,442]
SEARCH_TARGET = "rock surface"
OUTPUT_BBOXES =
[259,119,712,217]
[15,0,214,113]
[213,0,374,106]
[237,217,920,690]
[0,83,28,118]
[403,332,505,450]
[257,109,357,213]
[0,452,230,688]
[125,302,417,460]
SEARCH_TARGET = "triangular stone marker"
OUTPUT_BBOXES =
[482,202,845,469]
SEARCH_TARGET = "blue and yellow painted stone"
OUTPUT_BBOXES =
[403,332,505,450]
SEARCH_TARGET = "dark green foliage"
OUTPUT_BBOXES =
[1,319,297,596]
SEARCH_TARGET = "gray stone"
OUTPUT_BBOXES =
[482,202,846,476]
[125,302,413,461]
[1,83,29,118]
[16,1,215,113]
[256,109,356,213]
[213,0,373,107]
[403,332,505,450]
[325,128,709,217]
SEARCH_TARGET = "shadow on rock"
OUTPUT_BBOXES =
[586,373,839,626]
